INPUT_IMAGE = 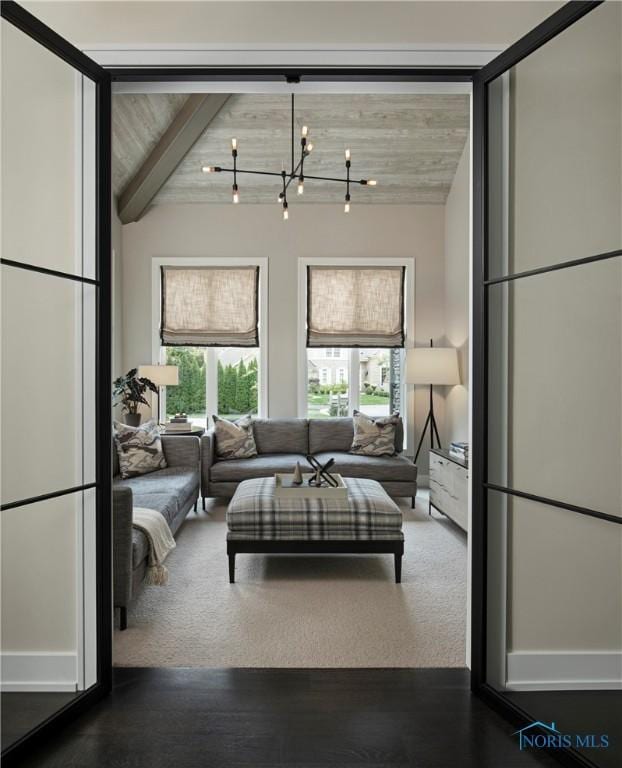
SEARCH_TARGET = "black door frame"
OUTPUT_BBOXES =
[0,2,111,766]
[2,1,616,767]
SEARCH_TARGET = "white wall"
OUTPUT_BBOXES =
[121,203,446,476]
[25,1,563,48]
[443,142,470,445]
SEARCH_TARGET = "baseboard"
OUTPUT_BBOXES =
[1,652,78,692]
[506,651,622,691]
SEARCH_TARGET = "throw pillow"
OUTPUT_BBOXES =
[213,415,258,460]
[114,419,168,479]
[350,410,399,457]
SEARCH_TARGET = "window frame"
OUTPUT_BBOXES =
[297,257,415,451]
[151,256,268,425]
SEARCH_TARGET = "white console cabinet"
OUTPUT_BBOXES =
[429,449,468,532]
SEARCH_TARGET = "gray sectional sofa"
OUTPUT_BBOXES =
[201,417,417,505]
[113,435,200,630]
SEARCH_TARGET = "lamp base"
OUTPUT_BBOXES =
[413,383,442,464]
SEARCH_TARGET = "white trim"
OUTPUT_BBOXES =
[151,256,269,422]
[297,257,414,449]
[1,653,78,693]
[85,42,501,73]
[506,652,622,691]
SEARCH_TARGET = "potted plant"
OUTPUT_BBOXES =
[113,368,159,427]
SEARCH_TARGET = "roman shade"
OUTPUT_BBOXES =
[161,266,259,347]
[307,265,405,348]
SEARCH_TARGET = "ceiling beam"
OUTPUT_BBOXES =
[118,93,230,223]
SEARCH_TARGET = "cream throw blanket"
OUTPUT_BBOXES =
[132,507,176,586]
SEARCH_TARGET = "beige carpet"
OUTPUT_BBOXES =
[113,491,467,668]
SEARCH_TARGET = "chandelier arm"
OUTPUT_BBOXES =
[215,167,371,186]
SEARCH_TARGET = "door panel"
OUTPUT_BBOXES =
[0,2,111,762]
[486,1,621,280]
[474,2,622,766]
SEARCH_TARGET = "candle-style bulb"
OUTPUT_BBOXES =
[344,202,350,214]
[231,138,237,150]
[283,205,289,221]
[301,125,308,138]
[306,142,314,153]
[202,166,215,174]
[345,148,351,161]
[367,179,377,186]
[232,185,239,204]
[297,179,304,195]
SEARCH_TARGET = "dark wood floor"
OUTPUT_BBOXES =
[1,691,79,752]
[13,668,564,767]
[506,690,621,768]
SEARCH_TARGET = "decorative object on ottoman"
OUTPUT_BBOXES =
[113,368,159,426]
[227,476,404,583]
[113,419,168,479]
[213,414,258,459]
[350,410,400,456]
[274,472,348,500]
[306,454,339,487]
[292,461,303,485]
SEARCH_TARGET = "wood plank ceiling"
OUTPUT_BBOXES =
[112,93,469,208]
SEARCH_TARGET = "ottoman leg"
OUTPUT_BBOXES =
[228,553,236,584]
[394,552,402,584]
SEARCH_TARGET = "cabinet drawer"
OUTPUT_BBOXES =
[429,452,468,532]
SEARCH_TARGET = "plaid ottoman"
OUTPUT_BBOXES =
[226,476,404,583]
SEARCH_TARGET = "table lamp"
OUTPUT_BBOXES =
[138,364,179,425]
[406,340,460,463]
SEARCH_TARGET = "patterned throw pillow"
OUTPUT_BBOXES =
[114,420,168,479]
[213,415,258,460]
[350,410,399,457]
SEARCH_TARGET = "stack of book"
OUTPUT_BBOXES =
[165,414,192,433]
[449,441,468,462]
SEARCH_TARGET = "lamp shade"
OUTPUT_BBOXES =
[138,364,179,387]
[406,347,460,385]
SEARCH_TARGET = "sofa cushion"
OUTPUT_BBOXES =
[211,453,306,482]
[308,418,354,453]
[113,468,198,511]
[313,451,416,483]
[252,419,308,455]
[308,416,404,454]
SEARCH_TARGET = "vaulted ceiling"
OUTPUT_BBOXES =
[112,92,469,212]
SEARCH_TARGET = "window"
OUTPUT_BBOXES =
[165,347,207,428]
[359,349,393,418]
[154,258,267,427]
[217,348,259,418]
[300,259,412,447]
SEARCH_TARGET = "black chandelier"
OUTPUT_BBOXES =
[201,94,377,220]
